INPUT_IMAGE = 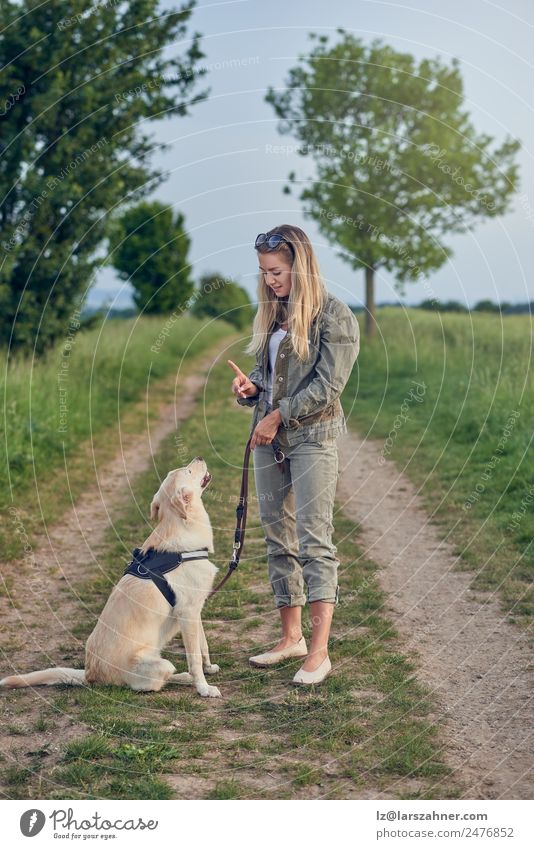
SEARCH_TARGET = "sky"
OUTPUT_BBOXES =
[89,0,534,310]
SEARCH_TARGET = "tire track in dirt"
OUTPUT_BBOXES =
[335,428,533,800]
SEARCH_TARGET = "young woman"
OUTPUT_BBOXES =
[228,224,360,685]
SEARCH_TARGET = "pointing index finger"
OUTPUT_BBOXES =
[227,359,245,377]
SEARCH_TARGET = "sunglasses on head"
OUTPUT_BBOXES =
[255,232,295,256]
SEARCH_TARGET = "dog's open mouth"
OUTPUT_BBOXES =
[201,471,212,489]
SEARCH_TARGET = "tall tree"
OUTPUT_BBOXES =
[266,31,520,337]
[0,0,209,353]
[110,201,194,314]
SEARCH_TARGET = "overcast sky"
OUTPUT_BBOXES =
[90,0,534,310]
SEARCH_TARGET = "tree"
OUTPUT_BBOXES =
[110,202,194,314]
[419,298,441,311]
[0,0,209,353]
[191,273,254,329]
[419,298,467,312]
[473,299,501,313]
[266,31,521,337]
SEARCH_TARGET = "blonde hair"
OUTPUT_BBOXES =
[244,224,327,362]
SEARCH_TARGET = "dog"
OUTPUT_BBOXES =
[0,457,222,698]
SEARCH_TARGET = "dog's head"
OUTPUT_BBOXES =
[150,457,212,523]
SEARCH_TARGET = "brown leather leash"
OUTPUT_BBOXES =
[206,437,252,599]
[206,435,287,600]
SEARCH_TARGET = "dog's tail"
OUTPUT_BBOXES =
[0,668,86,689]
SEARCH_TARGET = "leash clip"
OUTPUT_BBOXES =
[271,437,286,464]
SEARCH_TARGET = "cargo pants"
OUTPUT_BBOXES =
[252,430,341,609]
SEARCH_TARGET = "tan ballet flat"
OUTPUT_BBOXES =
[292,656,332,685]
[249,637,308,668]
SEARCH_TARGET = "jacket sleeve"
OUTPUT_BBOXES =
[277,306,360,426]
[235,359,264,408]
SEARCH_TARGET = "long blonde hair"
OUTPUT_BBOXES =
[244,224,327,362]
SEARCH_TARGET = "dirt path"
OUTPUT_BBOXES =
[335,429,534,800]
[0,343,227,789]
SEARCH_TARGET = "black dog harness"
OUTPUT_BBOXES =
[123,546,210,607]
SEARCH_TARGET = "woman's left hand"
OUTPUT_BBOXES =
[250,409,282,449]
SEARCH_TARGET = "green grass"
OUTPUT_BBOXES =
[292,764,323,787]
[207,780,244,799]
[0,333,462,800]
[343,307,533,628]
[0,314,236,558]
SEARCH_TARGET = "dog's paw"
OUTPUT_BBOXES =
[203,663,220,675]
[196,683,222,698]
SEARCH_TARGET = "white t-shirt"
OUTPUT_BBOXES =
[265,327,288,406]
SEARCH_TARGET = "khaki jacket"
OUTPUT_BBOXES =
[236,292,360,446]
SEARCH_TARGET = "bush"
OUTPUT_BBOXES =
[191,273,254,330]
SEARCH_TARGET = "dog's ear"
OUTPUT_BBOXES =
[150,496,160,521]
[170,486,194,519]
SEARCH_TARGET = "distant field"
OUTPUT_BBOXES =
[0,315,236,556]
[343,307,533,626]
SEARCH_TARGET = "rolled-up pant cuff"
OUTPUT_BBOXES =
[272,592,307,609]
[307,584,340,606]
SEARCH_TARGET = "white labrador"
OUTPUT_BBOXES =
[1,458,222,698]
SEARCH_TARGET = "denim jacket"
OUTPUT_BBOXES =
[236,292,360,446]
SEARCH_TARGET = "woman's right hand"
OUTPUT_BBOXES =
[228,360,260,398]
